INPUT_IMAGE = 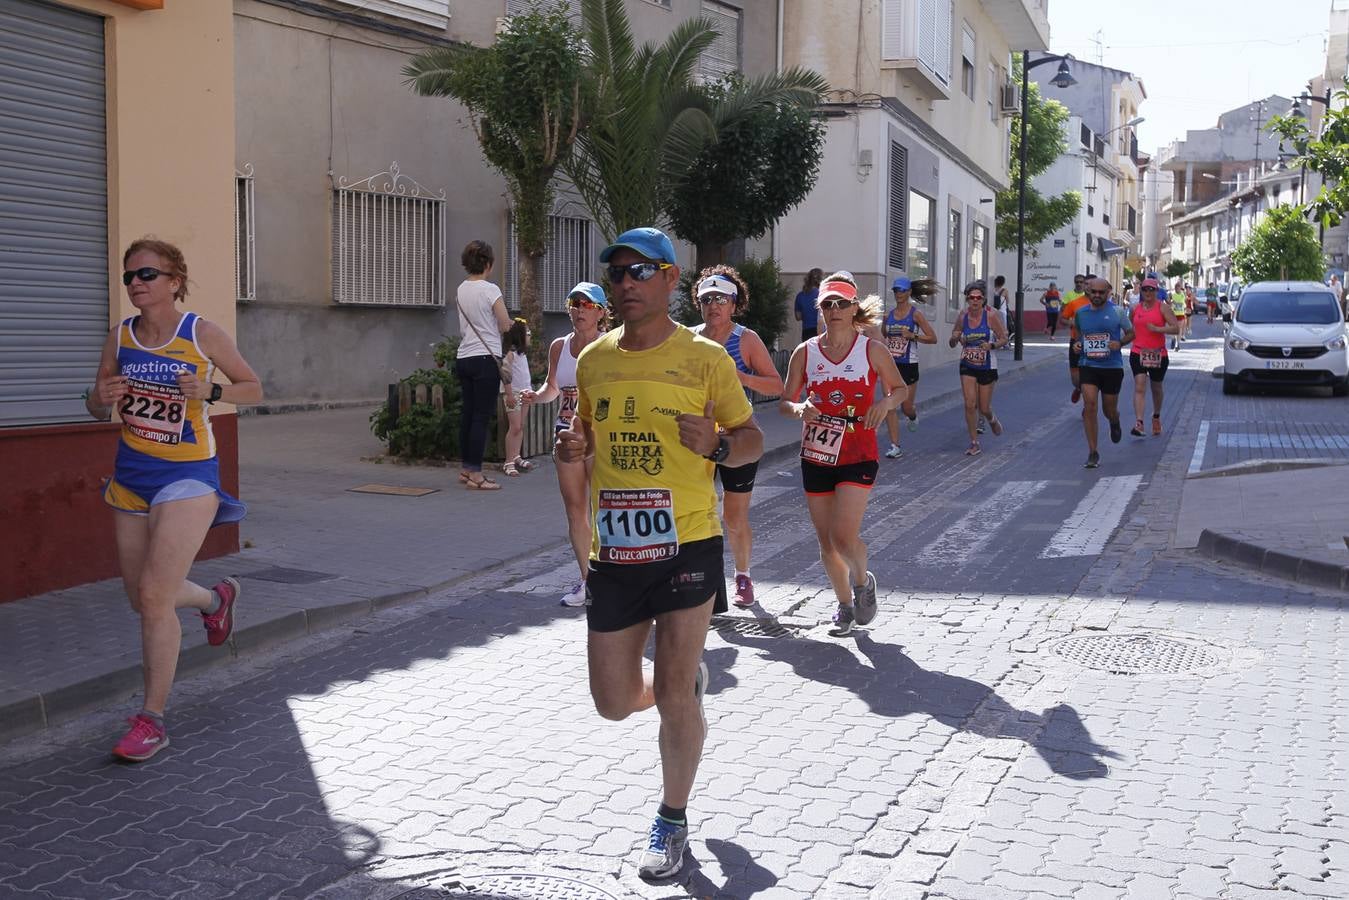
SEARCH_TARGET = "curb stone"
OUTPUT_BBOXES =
[1196,527,1349,594]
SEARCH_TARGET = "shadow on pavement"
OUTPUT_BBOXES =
[681,837,779,899]
[715,629,1118,781]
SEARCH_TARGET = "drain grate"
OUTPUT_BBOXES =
[393,872,621,899]
[710,615,800,638]
[1050,633,1224,675]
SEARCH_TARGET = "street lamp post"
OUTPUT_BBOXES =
[1014,51,1077,361]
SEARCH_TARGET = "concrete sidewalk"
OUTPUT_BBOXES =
[0,338,1059,743]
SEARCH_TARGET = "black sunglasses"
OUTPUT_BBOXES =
[606,262,671,284]
[699,294,732,306]
[1141,287,1158,292]
[122,267,173,286]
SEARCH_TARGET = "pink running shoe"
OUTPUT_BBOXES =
[202,577,240,647]
[733,574,755,608]
[111,714,169,762]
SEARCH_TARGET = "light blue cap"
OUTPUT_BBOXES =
[599,227,677,264]
[568,282,608,306]
[892,276,913,291]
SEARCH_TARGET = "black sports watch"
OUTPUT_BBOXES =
[705,435,730,463]
[208,383,223,404]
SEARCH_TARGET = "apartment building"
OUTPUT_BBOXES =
[993,58,1145,319]
[234,0,780,406]
[777,0,1051,354]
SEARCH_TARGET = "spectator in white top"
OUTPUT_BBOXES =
[455,240,512,490]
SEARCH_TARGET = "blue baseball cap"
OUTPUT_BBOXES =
[568,282,607,306]
[892,276,913,292]
[599,227,677,264]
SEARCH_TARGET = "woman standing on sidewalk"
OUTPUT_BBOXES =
[523,282,608,607]
[86,238,263,761]
[949,280,1008,457]
[455,240,512,491]
[690,267,784,608]
[780,272,907,636]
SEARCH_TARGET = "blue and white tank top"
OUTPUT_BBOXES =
[694,323,753,397]
[881,307,918,364]
[958,310,996,371]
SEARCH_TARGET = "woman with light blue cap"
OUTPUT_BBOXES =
[869,275,936,458]
[523,281,609,607]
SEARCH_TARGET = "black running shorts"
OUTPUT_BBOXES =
[585,536,727,633]
[897,363,920,385]
[958,364,999,386]
[801,459,878,495]
[1078,366,1125,394]
[716,459,758,494]
[1129,353,1170,383]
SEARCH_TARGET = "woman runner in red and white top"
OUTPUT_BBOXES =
[779,272,907,636]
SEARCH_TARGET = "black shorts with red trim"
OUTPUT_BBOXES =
[585,536,727,633]
[801,459,878,494]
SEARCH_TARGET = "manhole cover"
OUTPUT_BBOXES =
[243,566,338,585]
[710,615,799,638]
[393,872,621,900]
[1050,633,1224,675]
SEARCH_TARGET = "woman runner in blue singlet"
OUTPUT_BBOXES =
[86,238,263,762]
[947,280,1008,456]
[691,266,784,608]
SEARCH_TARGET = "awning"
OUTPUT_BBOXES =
[1098,238,1126,258]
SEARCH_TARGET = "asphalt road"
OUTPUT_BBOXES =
[1,318,1345,900]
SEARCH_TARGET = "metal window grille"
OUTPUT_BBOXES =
[234,165,256,303]
[887,141,908,270]
[331,162,446,307]
[505,0,581,18]
[698,0,741,81]
[504,212,597,313]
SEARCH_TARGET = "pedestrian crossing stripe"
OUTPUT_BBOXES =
[918,480,1050,565]
[1040,475,1143,559]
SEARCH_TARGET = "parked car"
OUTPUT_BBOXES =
[1223,281,1349,396]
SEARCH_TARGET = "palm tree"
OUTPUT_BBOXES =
[567,0,828,243]
[404,4,583,364]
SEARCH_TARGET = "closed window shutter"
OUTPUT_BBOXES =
[887,142,908,270]
[881,0,903,60]
[0,0,108,427]
[917,0,937,72]
[505,0,580,18]
[699,1,740,80]
[935,0,953,84]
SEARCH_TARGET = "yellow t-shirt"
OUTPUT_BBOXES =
[577,324,754,563]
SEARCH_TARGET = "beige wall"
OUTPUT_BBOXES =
[60,1,236,337]
[787,0,1012,190]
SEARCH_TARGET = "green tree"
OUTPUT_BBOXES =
[403,3,583,365]
[1163,260,1192,280]
[1269,78,1349,229]
[664,73,829,272]
[1230,205,1325,282]
[566,0,827,242]
[995,59,1082,253]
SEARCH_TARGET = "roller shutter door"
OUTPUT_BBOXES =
[0,0,107,427]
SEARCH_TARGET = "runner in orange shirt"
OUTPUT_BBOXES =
[1059,274,1092,404]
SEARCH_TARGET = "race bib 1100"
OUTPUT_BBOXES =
[596,488,678,564]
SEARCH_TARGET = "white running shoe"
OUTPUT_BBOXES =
[884,444,903,459]
[559,582,587,607]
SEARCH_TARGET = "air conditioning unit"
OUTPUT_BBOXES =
[999,83,1020,115]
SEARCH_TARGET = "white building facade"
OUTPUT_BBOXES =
[777,0,1051,358]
